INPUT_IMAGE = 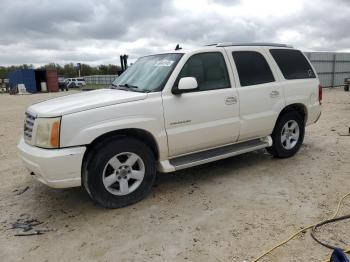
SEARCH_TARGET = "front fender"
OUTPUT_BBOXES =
[60,97,168,159]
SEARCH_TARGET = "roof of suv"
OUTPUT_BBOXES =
[212,42,293,48]
[163,42,294,55]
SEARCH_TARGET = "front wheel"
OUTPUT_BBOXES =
[83,137,156,208]
[266,112,305,158]
[345,85,349,91]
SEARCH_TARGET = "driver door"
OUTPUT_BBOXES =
[162,51,240,157]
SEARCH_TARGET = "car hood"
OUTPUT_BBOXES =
[27,89,148,117]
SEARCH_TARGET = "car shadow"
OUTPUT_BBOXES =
[5,148,290,237]
[26,149,275,216]
[154,149,273,188]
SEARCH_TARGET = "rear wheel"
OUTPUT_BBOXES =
[83,137,156,208]
[345,85,349,91]
[267,112,305,158]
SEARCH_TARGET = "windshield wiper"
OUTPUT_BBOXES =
[111,83,145,92]
[111,83,136,90]
[118,83,139,89]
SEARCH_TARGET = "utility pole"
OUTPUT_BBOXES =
[77,63,81,77]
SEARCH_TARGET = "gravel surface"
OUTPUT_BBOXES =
[0,88,349,262]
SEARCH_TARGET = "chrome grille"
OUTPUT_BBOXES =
[24,112,36,142]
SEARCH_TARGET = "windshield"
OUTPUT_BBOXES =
[112,53,183,92]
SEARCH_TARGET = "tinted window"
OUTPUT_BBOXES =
[177,52,230,91]
[270,49,315,79]
[232,51,275,87]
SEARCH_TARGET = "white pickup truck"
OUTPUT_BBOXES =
[18,43,322,208]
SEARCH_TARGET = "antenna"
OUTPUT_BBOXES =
[175,44,182,51]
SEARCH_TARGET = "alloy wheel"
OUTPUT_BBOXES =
[281,120,300,150]
[102,152,145,196]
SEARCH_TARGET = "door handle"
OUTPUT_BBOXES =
[270,90,280,97]
[225,96,237,105]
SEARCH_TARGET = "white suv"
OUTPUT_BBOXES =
[18,43,322,208]
[65,78,86,88]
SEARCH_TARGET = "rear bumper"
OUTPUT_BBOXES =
[307,104,322,125]
[17,137,85,188]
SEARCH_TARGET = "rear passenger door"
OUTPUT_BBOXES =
[225,47,285,141]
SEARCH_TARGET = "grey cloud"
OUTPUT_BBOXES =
[1,0,93,37]
[0,0,349,66]
[208,0,241,5]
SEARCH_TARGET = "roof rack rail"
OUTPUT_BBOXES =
[215,42,293,48]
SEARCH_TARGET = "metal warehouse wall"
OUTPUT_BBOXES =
[304,52,350,87]
[84,75,117,85]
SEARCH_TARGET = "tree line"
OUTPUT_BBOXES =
[0,63,122,79]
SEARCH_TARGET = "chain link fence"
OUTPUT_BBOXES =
[83,75,117,85]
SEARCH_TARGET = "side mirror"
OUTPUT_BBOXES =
[173,77,198,94]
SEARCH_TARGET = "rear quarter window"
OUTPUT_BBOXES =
[270,49,316,80]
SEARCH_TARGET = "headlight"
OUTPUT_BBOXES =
[34,117,61,148]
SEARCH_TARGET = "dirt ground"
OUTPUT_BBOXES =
[0,88,349,262]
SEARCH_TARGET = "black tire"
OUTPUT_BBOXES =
[83,137,156,208]
[266,111,305,158]
[345,85,349,91]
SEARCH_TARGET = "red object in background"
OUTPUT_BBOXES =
[46,70,59,92]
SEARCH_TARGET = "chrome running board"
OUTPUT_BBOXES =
[167,136,272,171]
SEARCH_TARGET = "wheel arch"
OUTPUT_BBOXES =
[82,128,160,177]
[275,103,308,128]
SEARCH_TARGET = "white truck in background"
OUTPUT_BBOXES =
[65,77,86,88]
[18,43,322,208]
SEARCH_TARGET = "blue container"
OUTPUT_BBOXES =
[8,69,37,93]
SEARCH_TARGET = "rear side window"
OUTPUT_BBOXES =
[270,49,315,79]
[177,52,230,91]
[232,51,275,87]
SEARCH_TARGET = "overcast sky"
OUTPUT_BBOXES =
[0,0,349,66]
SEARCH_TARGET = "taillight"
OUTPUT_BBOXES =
[318,85,322,104]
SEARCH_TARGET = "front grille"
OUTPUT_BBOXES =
[24,112,36,142]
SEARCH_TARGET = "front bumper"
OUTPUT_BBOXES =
[17,137,86,188]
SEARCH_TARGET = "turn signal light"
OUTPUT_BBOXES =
[50,121,60,147]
